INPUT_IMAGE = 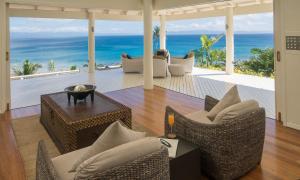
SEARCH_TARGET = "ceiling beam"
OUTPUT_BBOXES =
[5,0,142,10]
[7,0,272,21]
[165,2,272,21]
[154,0,221,10]
[7,8,155,21]
[8,8,88,19]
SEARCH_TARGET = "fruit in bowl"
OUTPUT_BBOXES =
[64,84,96,105]
[74,85,87,92]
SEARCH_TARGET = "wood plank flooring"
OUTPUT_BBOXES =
[0,86,299,180]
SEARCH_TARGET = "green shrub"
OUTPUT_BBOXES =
[194,45,274,78]
[70,65,77,70]
[48,60,55,72]
[13,59,42,76]
[235,48,274,77]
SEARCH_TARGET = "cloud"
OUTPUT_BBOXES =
[24,18,76,23]
[166,13,273,33]
[167,17,225,33]
[234,13,273,32]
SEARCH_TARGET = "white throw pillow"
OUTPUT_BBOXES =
[74,137,163,180]
[207,85,241,121]
[214,100,259,124]
[70,121,146,172]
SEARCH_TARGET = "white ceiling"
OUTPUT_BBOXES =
[6,0,273,20]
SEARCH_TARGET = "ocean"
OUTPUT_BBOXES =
[10,34,273,72]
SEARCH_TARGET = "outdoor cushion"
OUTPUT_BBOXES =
[207,85,241,121]
[70,121,146,172]
[52,147,90,180]
[186,110,214,124]
[75,137,163,179]
[127,54,132,59]
[168,64,185,76]
[214,100,259,124]
[187,52,194,58]
[153,55,166,60]
[156,49,168,57]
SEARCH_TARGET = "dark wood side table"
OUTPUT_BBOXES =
[169,138,201,180]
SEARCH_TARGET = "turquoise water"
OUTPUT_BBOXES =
[10,34,273,71]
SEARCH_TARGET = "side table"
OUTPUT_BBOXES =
[165,138,202,180]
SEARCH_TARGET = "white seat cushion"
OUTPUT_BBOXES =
[185,110,214,124]
[70,121,146,171]
[75,137,163,179]
[214,100,260,124]
[168,64,185,76]
[52,147,90,180]
[207,85,241,121]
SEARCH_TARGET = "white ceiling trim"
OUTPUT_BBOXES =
[7,0,272,21]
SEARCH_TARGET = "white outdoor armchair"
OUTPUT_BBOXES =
[170,53,195,73]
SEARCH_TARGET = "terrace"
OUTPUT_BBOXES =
[12,67,275,118]
[7,0,274,117]
[1,0,300,180]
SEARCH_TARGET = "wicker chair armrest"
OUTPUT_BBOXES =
[164,106,222,143]
[79,147,170,180]
[204,95,219,112]
[221,108,266,147]
[36,140,58,180]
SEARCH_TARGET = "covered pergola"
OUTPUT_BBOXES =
[0,0,272,113]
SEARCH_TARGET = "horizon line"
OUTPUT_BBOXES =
[11,32,274,39]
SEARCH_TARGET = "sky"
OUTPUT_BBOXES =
[10,13,273,38]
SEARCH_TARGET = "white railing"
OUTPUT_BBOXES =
[11,69,80,80]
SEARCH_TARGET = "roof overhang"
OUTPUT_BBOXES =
[6,0,273,21]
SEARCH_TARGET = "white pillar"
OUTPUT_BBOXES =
[88,12,95,73]
[159,15,166,50]
[0,0,8,113]
[143,0,153,89]
[226,7,234,74]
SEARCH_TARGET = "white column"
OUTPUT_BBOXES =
[159,15,166,50]
[0,0,8,113]
[88,12,95,73]
[143,0,153,89]
[226,7,234,74]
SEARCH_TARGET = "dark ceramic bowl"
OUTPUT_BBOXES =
[64,84,96,100]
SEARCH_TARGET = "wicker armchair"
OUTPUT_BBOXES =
[36,140,170,180]
[164,95,266,180]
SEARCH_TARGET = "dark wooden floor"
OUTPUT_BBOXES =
[0,86,299,180]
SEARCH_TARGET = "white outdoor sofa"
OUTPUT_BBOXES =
[170,52,195,73]
[122,57,143,73]
[121,56,168,78]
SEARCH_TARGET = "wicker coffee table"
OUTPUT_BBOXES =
[40,91,131,153]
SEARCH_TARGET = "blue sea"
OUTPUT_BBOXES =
[10,34,273,72]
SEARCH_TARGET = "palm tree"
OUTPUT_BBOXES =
[13,59,42,76]
[200,34,224,67]
[153,26,160,53]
